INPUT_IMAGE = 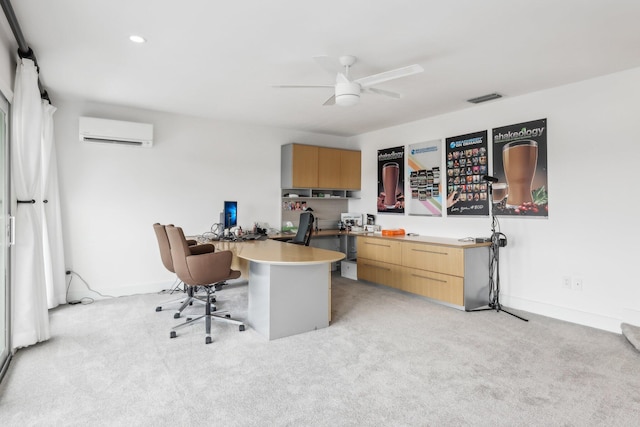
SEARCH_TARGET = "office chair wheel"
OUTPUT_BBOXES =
[205,336,212,344]
[173,313,180,319]
[239,325,245,332]
[225,314,231,318]
[187,317,193,322]
[212,297,216,303]
[170,331,177,339]
[155,306,162,312]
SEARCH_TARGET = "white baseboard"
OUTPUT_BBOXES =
[621,308,640,326]
[66,279,176,302]
[502,294,625,334]
[65,278,248,303]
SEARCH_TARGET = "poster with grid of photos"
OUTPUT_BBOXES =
[407,140,443,216]
[445,130,489,216]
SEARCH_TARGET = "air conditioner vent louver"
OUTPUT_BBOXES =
[467,93,502,104]
[79,117,153,148]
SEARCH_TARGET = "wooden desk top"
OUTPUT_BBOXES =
[355,232,492,248]
[269,229,357,241]
[213,238,345,265]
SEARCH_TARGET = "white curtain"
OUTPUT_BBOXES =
[10,58,49,349]
[41,100,66,308]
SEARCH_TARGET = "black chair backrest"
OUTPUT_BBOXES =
[290,212,314,246]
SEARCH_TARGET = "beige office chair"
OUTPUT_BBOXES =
[166,225,245,344]
[288,212,314,246]
[153,223,217,318]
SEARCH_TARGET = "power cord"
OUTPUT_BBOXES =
[66,270,115,305]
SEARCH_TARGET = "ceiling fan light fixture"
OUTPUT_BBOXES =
[335,82,361,106]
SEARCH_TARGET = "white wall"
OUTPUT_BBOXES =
[53,97,350,298]
[348,67,640,333]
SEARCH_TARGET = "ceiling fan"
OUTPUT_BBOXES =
[273,55,424,107]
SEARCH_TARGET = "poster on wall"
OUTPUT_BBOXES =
[445,130,489,216]
[377,146,405,214]
[407,140,443,216]
[491,118,548,217]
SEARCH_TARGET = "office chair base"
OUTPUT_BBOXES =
[169,310,246,341]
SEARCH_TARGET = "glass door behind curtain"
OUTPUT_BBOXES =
[0,93,10,379]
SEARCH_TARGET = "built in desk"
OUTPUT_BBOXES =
[210,239,344,340]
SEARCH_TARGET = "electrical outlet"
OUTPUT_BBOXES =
[562,276,572,289]
[572,277,583,291]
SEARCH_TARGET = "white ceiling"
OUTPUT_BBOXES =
[8,0,640,136]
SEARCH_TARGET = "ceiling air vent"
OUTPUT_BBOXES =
[467,93,502,104]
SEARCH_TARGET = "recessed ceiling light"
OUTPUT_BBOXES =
[129,35,146,44]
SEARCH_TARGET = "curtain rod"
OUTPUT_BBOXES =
[0,0,50,102]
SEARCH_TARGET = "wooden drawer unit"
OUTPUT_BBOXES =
[358,259,402,289]
[403,267,464,306]
[402,242,464,277]
[357,237,402,265]
[356,234,490,311]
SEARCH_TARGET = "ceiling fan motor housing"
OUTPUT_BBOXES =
[335,81,361,106]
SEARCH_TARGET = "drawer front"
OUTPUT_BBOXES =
[357,258,402,289]
[357,237,402,265]
[403,268,464,306]
[402,243,463,276]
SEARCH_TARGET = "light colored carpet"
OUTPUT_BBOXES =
[621,323,640,352]
[1,273,639,426]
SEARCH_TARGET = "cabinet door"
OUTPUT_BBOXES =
[292,144,318,188]
[357,237,402,265]
[318,147,342,189]
[358,258,402,288]
[403,268,464,306]
[402,242,464,277]
[340,150,361,190]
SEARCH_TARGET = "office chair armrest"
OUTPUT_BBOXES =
[186,250,238,284]
[186,239,198,246]
[189,243,215,255]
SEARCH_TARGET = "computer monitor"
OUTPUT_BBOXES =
[224,201,237,229]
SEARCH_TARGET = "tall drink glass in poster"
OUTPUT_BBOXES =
[407,140,443,216]
[492,119,548,217]
[377,146,405,214]
[445,130,489,216]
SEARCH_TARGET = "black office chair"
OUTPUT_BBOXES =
[289,212,314,246]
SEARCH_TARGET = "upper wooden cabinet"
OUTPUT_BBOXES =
[282,143,361,190]
[340,149,361,190]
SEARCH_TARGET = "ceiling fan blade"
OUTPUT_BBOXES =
[364,87,402,99]
[313,55,341,76]
[355,64,424,88]
[272,84,334,89]
[323,95,336,106]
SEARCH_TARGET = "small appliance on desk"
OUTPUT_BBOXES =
[340,213,363,232]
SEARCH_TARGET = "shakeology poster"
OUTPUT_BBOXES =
[377,146,405,214]
[407,140,443,216]
[445,130,489,216]
[491,118,548,217]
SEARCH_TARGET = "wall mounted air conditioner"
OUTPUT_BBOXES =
[79,117,154,148]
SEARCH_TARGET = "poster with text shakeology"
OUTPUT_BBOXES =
[445,130,489,216]
[377,146,405,214]
[491,119,548,217]
[407,140,443,216]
